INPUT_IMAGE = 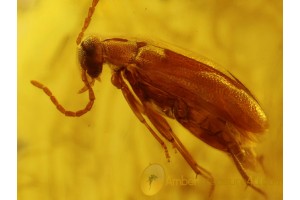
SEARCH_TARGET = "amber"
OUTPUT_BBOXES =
[20,0,282,199]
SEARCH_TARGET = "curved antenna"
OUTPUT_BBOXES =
[31,1,100,116]
[76,0,100,45]
[31,70,95,117]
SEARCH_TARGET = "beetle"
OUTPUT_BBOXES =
[31,0,268,198]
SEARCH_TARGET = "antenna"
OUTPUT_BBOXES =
[76,0,100,45]
[31,0,100,116]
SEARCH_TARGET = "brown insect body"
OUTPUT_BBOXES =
[80,36,267,162]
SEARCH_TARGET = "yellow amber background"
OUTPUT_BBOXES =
[18,0,282,199]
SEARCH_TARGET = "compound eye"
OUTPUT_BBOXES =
[78,36,103,78]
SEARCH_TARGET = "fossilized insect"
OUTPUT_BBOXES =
[31,0,268,198]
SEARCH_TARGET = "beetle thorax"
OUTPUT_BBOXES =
[102,38,139,70]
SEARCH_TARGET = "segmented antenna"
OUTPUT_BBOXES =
[31,1,100,116]
[76,0,100,45]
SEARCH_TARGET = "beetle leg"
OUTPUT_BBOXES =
[228,145,267,198]
[78,79,95,94]
[142,101,215,197]
[111,72,171,161]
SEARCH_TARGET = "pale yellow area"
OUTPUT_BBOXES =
[18,0,282,199]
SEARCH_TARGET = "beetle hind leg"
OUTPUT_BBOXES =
[228,146,268,199]
[143,102,215,197]
[113,70,214,197]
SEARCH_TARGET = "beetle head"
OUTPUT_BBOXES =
[78,36,103,79]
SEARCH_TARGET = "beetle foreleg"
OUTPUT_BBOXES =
[78,79,95,94]
[111,72,171,161]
